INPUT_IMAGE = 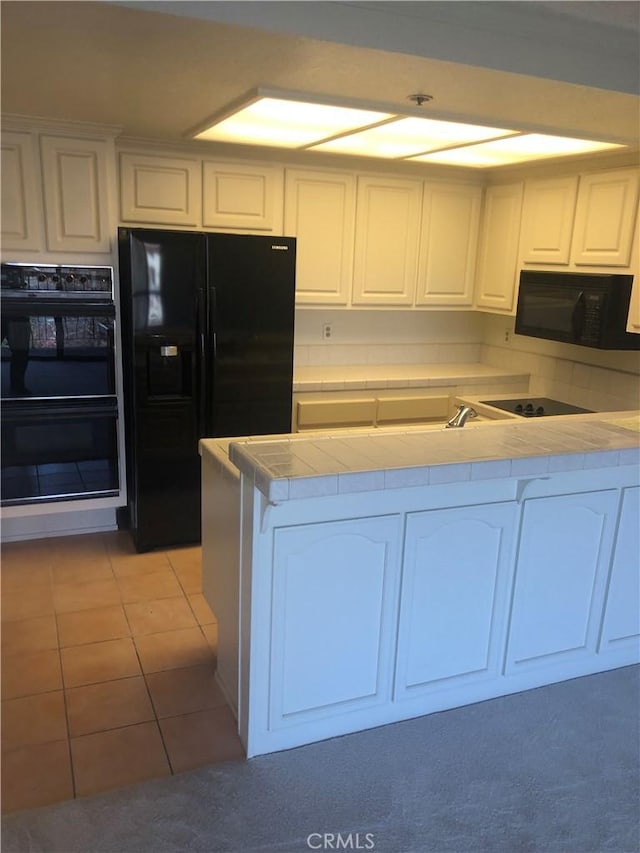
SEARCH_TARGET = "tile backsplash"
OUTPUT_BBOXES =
[294,309,640,412]
[294,310,483,366]
[482,314,640,412]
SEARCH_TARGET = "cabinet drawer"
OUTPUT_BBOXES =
[376,395,449,424]
[296,398,376,430]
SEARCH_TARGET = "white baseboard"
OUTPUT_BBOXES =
[0,508,117,542]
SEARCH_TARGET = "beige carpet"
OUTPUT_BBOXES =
[2,665,639,853]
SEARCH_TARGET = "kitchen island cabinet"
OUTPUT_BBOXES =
[200,412,640,758]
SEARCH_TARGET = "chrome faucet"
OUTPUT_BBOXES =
[445,405,478,428]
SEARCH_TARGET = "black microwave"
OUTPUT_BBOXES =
[515,271,639,350]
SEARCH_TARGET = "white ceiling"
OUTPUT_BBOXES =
[2,1,639,166]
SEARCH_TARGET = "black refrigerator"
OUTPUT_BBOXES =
[117,227,296,551]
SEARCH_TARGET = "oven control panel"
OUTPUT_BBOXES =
[1,264,113,296]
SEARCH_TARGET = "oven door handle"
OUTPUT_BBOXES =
[1,299,115,317]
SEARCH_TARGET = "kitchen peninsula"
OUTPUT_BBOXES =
[200,410,640,758]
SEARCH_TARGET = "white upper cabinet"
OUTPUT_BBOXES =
[284,168,355,305]
[202,161,283,233]
[570,168,639,266]
[119,152,201,226]
[519,176,578,265]
[1,131,44,254]
[352,175,422,306]
[416,182,481,306]
[40,135,112,254]
[474,182,524,313]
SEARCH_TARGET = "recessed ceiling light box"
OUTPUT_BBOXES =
[189,89,624,168]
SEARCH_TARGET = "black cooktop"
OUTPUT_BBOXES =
[480,397,594,418]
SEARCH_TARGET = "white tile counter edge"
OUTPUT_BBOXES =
[201,410,640,504]
[293,362,529,392]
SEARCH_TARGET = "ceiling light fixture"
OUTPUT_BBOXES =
[189,89,627,168]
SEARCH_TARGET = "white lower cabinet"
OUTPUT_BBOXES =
[506,489,618,672]
[395,503,517,698]
[599,486,640,653]
[269,515,402,729]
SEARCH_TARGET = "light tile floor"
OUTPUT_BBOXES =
[0,531,245,813]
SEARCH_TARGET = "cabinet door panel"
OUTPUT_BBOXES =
[1,131,43,252]
[395,503,516,698]
[507,490,617,671]
[120,152,201,226]
[203,161,282,232]
[600,487,640,652]
[571,169,639,266]
[352,176,421,305]
[40,135,111,253]
[270,516,401,727]
[520,176,578,265]
[475,183,523,312]
[416,183,481,305]
[285,169,354,305]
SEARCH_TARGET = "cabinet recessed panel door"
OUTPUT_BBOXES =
[571,169,640,266]
[506,490,617,672]
[1,131,43,252]
[352,176,421,305]
[269,516,401,728]
[599,487,640,654]
[395,503,516,698]
[285,169,355,305]
[520,176,578,265]
[40,135,112,253]
[119,152,201,226]
[475,183,523,312]
[203,161,283,232]
[416,183,481,306]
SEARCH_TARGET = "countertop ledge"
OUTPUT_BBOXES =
[201,411,640,503]
[293,362,529,392]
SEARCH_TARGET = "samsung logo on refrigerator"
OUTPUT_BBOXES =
[271,245,289,250]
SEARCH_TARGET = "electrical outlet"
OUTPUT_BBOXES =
[504,329,510,343]
[322,323,332,340]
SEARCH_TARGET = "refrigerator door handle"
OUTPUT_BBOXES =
[196,288,207,435]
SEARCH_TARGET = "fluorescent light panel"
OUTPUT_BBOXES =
[193,95,625,166]
[194,97,393,147]
[412,134,624,167]
[309,116,518,157]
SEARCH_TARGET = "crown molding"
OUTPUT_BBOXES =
[1,114,123,139]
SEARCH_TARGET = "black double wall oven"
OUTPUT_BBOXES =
[1,263,120,506]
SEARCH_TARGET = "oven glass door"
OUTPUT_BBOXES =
[1,399,119,505]
[1,301,116,400]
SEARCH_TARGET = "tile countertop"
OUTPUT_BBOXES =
[201,411,640,504]
[293,362,529,392]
